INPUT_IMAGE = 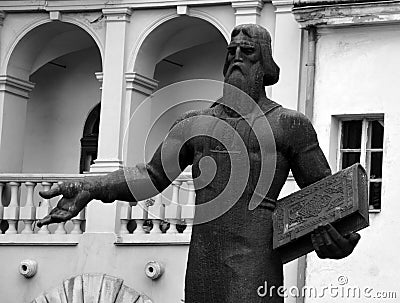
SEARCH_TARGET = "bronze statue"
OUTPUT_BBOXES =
[38,24,360,302]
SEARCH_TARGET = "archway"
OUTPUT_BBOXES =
[80,103,100,173]
[1,21,102,173]
[127,16,227,162]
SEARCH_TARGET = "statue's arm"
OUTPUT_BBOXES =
[37,113,194,226]
[286,111,360,259]
[286,112,332,188]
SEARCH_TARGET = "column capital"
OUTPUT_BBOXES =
[231,0,264,25]
[232,0,264,17]
[102,7,132,23]
[0,75,35,99]
[126,72,159,97]
[271,0,294,13]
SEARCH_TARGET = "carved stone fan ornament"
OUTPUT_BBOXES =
[31,273,152,303]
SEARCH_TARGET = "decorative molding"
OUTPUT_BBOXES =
[115,233,191,245]
[0,0,232,12]
[0,75,35,99]
[126,72,159,96]
[90,158,124,173]
[0,11,5,26]
[0,234,81,245]
[232,0,264,17]
[49,10,61,21]
[177,4,189,15]
[95,71,103,90]
[293,0,400,28]
[271,0,294,13]
[102,7,132,23]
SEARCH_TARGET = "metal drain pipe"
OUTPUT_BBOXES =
[305,26,317,120]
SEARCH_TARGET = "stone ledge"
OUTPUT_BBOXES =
[115,233,191,245]
[0,234,81,245]
[293,0,400,28]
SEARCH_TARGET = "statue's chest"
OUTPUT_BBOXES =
[190,117,266,178]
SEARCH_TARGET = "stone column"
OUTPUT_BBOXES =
[85,8,132,233]
[270,0,303,111]
[124,72,158,165]
[232,0,264,25]
[0,75,34,172]
[91,8,132,173]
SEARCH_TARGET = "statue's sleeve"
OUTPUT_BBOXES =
[85,113,194,203]
[286,112,332,189]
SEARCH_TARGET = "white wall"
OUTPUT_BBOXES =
[22,47,101,173]
[306,25,400,302]
[0,233,189,303]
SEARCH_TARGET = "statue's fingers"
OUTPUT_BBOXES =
[38,207,73,227]
[345,232,361,246]
[39,184,62,199]
[325,224,348,247]
[36,215,54,227]
[314,226,335,257]
[320,225,340,253]
[312,227,324,247]
[311,233,324,258]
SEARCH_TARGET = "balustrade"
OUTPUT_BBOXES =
[0,172,196,245]
[116,172,195,244]
[0,174,87,244]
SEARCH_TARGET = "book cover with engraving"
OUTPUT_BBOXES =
[273,163,369,264]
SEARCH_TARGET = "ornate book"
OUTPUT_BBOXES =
[273,163,369,264]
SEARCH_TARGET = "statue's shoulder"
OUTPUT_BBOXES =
[274,107,314,131]
[174,108,209,123]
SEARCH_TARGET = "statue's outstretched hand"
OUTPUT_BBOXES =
[311,223,360,259]
[37,181,92,227]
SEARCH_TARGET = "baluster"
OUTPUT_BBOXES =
[54,222,66,234]
[71,209,85,234]
[4,182,21,234]
[131,200,148,234]
[20,182,36,234]
[165,181,181,234]
[148,194,164,234]
[119,202,131,234]
[36,182,53,234]
[0,182,4,233]
[182,180,195,234]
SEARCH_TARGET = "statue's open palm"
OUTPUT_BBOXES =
[37,182,92,227]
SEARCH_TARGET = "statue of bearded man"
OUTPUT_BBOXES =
[38,24,360,303]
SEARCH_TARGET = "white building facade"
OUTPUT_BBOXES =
[0,0,398,302]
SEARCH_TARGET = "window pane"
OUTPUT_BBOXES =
[369,151,383,179]
[342,120,362,149]
[370,120,384,148]
[342,152,361,169]
[369,182,381,210]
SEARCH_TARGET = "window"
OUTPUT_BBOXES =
[338,117,384,211]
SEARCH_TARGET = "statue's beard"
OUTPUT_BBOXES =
[222,62,264,116]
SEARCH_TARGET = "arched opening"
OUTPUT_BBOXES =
[129,16,227,160]
[80,103,100,173]
[4,21,102,173]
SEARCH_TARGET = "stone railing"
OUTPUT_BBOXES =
[0,174,87,244]
[0,172,196,245]
[116,172,195,245]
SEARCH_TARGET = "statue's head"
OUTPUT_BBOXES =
[223,24,280,88]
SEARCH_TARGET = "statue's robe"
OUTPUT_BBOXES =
[125,98,331,302]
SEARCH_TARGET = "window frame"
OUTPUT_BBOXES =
[336,115,384,213]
